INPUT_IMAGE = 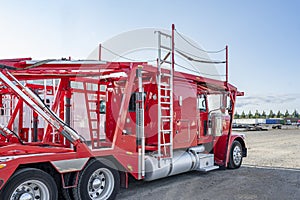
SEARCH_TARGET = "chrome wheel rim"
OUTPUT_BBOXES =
[10,180,49,200]
[233,145,242,166]
[87,168,114,200]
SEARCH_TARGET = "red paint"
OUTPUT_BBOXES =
[0,33,245,193]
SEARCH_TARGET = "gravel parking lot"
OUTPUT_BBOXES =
[117,128,300,200]
[243,127,300,169]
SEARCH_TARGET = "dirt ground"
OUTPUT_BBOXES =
[243,127,300,169]
[117,128,300,200]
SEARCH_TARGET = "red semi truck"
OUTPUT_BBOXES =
[0,25,246,200]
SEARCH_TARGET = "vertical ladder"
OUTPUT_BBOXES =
[83,82,101,148]
[157,26,175,165]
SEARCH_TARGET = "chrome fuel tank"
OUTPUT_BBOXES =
[145,145,206,181]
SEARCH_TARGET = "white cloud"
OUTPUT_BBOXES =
[235,93,300,113]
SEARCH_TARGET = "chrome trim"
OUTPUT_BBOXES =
[51,158,89,173]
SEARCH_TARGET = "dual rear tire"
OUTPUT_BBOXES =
[0,159,120,200]
[0,168,58,200]
[72,159,120,200]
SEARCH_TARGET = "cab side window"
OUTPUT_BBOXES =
[128,92,146,112]
[99,100,106,114]
[197,95,207,112]
[128,93,136,112]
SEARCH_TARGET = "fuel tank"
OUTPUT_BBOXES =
[145,145,209,181]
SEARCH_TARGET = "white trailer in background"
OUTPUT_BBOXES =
[233,118,266,125]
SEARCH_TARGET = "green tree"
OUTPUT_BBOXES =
[261,111,267,119]
[276,110,282,118]
[241,111,246,119]
[284,110,290,118]
[292,109,299,118]
[248,111,253,118]
[268,110,275,118]
[234,111,240,119]
[254,110,261,118]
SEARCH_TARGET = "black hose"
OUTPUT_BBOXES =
[0,64,17,70]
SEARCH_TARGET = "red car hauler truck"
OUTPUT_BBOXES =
[0,25,246,200]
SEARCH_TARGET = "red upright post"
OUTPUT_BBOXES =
[171,24,175,72]
[226,45,228,84]
[99,44,102,61]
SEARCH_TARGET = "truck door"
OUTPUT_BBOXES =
[197,94,210,143]
[173,81,198,149]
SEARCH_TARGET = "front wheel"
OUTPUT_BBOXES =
[73,159,120,200]
[0,168,58,200]
[228,140,243,169]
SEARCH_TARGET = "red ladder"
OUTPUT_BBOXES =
[83,82,101,149]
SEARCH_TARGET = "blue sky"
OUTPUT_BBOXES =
[0,0,299,113]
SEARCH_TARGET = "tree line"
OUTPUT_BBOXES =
[234,109,299,119]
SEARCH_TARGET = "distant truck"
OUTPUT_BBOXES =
[285,120,292,125]
[266,118,284,125]
[233,118,284,126]
[233,118,266,125]
[266,118,283,129]
[233,118,285,131]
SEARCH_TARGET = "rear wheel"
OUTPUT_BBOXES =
[228,140,243,169]
[0,168,58,200]
[61,172,75,200]
[73,159,120,200]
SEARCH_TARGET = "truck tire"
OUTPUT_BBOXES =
[61,172,75,200]
[228,140,243,169]
[73,159,120,200]
[0,168,58,200]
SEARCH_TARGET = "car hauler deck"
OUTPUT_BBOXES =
[0,25,246,200]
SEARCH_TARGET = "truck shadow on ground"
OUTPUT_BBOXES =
[117,166,300,200]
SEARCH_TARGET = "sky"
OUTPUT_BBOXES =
[0,0,299,114]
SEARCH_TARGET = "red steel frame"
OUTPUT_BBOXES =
[0,44,245,193]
